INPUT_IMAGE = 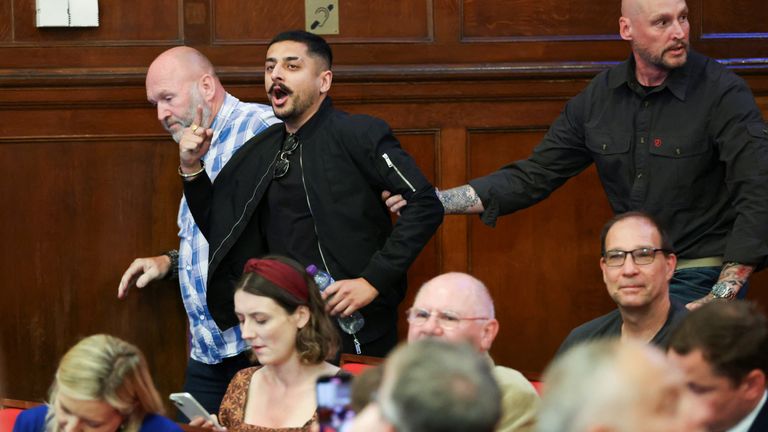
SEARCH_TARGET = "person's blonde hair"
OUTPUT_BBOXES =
[45,334,165,432]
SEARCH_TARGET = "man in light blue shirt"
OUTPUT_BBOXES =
[118,46,278,416]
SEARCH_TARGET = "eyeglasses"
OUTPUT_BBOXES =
[603,247,669,267]
[273,133,299,179]
[405,307,489,329]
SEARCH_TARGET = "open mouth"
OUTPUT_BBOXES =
[269,84,292,107]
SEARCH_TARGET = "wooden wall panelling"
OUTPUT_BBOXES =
[213,1,305,43]
[748,273,768,307]
[0,4,760,72]
[462,0,621,40]
[213,0,432,43]
[438,127,470,272]
[0,133,188,407]
[185,0,212,45]
[12,0,181,43]
[0,108,160,139]
[0,0,764,69]
[0,1,10,42]
[434,0,461,42]
[701,0,768,36]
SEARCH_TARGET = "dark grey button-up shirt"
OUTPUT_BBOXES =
[470,50,768,266]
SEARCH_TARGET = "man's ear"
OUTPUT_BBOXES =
[480,319,500,352]
[619,16,633,41]
[665,253,677,281]
[198,74,216,102]
[600,257,610,285]
[319,70,333,94]
[739,369,766,401]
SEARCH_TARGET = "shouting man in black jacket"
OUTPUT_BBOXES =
[177,30,443,357]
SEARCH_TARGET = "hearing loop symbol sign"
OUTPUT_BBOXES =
[305,0,339,35]
[311,4,334,30]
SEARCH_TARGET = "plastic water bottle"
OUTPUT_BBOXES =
[306,264,365,354]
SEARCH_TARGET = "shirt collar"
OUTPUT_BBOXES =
[726,390,767,432]
[291,96,334,141]
[209,92,238,138]
[608,52,693,101]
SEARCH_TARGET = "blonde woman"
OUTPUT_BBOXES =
[13,334,181,432]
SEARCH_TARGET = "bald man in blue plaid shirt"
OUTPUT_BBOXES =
[118,46,279,417]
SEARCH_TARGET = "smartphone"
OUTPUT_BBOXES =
[316,374,354,432]
[169,392,222,428]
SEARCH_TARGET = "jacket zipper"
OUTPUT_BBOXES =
[210,149,279,265]
[382,153,416,192]
[299,144,333,278]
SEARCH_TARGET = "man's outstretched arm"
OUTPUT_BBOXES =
[383,184,484,215]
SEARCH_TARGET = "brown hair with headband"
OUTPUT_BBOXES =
[235,255,339,363]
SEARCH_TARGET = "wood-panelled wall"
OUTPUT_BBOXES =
[2,0,767,408]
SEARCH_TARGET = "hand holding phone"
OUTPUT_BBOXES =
[316,374,354,432]
[169,392,223,429]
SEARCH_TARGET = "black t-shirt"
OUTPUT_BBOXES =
[260,134,323,269]
[556,299,688,357]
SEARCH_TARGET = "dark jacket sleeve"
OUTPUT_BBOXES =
[345,116,444,305]
[709,69,768,268]
[469,84,596,227]
[182,172,214,240]
[182,123,282,255]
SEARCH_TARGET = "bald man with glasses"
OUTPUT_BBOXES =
[406,272,539,432]
[557,211,688,356]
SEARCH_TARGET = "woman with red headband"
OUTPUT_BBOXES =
[191,255,340,431]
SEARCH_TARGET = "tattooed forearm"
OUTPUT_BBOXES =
[438,185,485,214]
[716,262,755,295]
[718,262,754,284]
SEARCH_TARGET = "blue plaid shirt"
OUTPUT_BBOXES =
[177,93,278,364]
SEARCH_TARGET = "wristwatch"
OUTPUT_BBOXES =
[162,249,180,280]
[710,281,736,300]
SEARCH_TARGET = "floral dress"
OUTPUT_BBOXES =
[219,366,316,432]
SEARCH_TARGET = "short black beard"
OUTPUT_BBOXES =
[635,41,689,71]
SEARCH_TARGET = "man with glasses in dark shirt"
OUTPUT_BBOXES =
[557,211,688,355]
[386,0,768,309]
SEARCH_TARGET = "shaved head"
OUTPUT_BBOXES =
[621,0,644,18]
[147,46,216,83]
[145,46,224,142]
[419,272,495,318]
[619,0,690,84]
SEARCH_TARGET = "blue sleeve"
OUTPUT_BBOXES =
[13,405,48,432]
[139,413,183,432]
